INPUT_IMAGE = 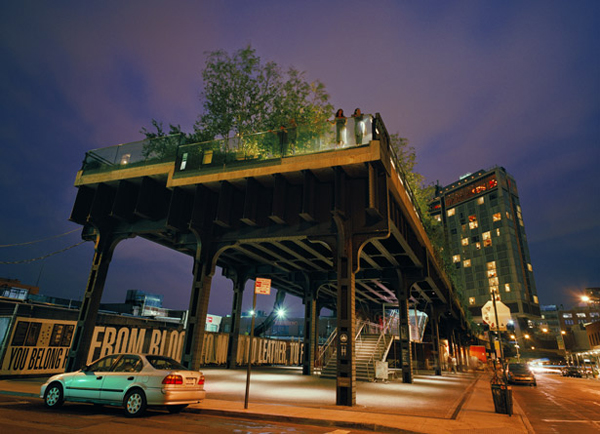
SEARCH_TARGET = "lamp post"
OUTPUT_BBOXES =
[510,334,520,362]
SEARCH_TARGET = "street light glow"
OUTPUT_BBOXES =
[276,307,286,318]
[582,295,591,303]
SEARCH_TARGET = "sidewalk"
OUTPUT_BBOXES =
[0,368,533,433]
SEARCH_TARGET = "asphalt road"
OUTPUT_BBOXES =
[512,372,600,433]
[0,394,379,434]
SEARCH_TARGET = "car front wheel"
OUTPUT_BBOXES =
[44,382,64,408]
[123,389,146,417]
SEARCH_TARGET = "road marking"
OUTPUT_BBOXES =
[0,401,30,406]
[325,431,351,434]
[542,419,600,423]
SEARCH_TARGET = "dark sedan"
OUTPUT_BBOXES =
[506,363,537,386]
[561,366,583,377]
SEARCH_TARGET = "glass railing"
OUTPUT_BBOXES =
[81,134,184,174]
[174,115,374,176]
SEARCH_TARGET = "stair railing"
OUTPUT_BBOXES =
[315,327,337,373]
[366,314,397,379]
[316,319,373,374]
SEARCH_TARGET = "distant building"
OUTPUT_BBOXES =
[559,305,600,352]
[540,305,561,334]
[586,321,600,350]
[583,287,600,306]
[0,278,39,300]
[429,167,540,337]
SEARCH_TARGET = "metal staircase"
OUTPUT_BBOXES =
[319,333,395,381]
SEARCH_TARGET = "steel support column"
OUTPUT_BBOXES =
[333,217,357,406]
[182,251,215,370]
[66,227,124,371]
[430,306,442,376]
[390,271,414,383]
[302,283,317,375]
[226,268,247,369]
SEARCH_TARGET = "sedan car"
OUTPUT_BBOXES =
[505,362,537,386]
[41,353,206,417]
[561,366,583,377]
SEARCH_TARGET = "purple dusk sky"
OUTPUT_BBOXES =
[1,1,598,318]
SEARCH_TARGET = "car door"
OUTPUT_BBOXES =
[66,355,120,401]
[99,355,142,404]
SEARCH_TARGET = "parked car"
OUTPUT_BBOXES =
[41,353,206,417]
[505,362,537,386]
[561,366,583,377]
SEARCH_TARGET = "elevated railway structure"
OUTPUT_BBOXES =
[66,113,472,406]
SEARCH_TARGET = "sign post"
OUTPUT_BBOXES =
[244,278,271,409]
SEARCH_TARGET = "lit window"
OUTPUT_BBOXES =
[577,313,587,318]
[527,263,533,272]
[505,283,511,292]
[447,208,455,217]
[469,297,476,305]
[487,269,497,278]
[506,212,512,220]
[463,259,471,267]
[563,313,573,318]
[478,197,484,205]
[435,215,441,222]
[452,255,461,263]
[496,228,501,236]
[484,239,492,247]
[461,238,469,246]
[487,261,496,270]
[490,286,499,294]
[493,213,501,222]
[469,221,478,230]
[469,215,477,222]
[591,313,599,318]
[482,231,491,240]
[489,277,499,286]
[475,242,481,250]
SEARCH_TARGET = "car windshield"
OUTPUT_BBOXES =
[509,364,531,373]
[146,355,187,370]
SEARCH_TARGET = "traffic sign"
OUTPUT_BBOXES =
[481,300,511,331]
[254,278,271,295]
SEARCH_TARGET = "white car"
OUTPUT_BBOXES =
[41,353,206,417]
